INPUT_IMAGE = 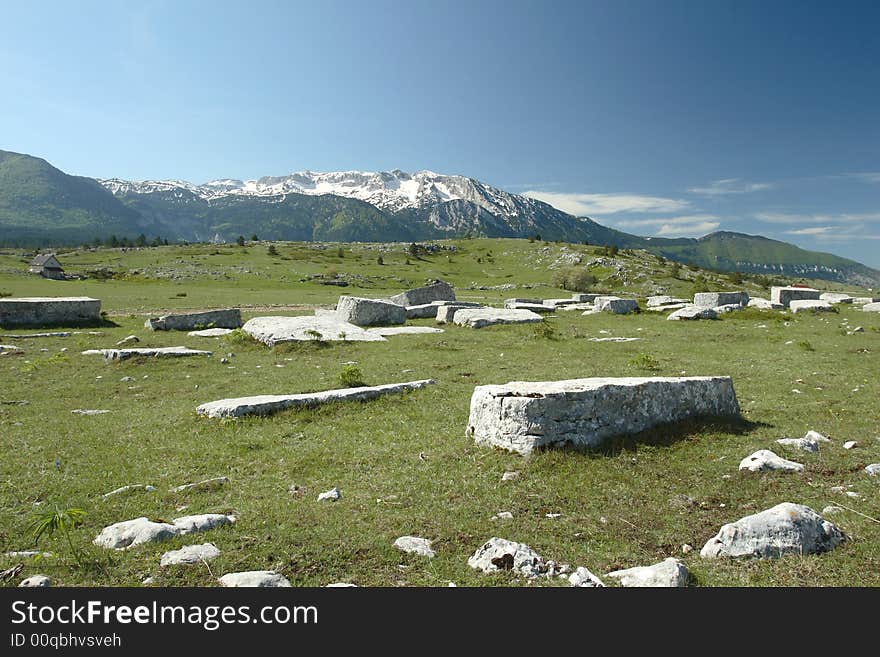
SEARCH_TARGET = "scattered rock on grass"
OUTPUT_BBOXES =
[19,575,52,587]
[218,571,291,587]
[700,503,845,559]
[393,536,435,558]
[467,537,557,578]
[865,464,880,477]
[739,449,804,473]
[568,567,605,587]
[317,487,341,502]
[775,437,820,453]
[101,484,157,499]
[160,543,221,567]
[606,558,689,587]
[169,477,229,493]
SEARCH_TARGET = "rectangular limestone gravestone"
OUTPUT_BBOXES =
[467,376,740,454]
[0,297,101,328]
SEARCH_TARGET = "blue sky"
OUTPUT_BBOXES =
[2,0,879,266]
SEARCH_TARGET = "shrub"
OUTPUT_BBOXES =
[267,245,279,256]
[377,255,384,265]
[338,364,365,387]
[532,319,557,340]
[691,274,712,295]
[628,353,661,372]
[337,247,345,258]
[553,267,597,292]
[236,235,245,247]
[224,328,255,346]
[798,340,815,351]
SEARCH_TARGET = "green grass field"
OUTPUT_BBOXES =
[1,238,878,587]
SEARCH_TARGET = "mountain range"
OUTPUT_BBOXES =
[1,148,878,286]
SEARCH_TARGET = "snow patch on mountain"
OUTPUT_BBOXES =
[99,169,547,219]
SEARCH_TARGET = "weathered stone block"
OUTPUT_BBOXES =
[700,503,844,559]
[242,316,386,345]
[335,296,406,326]
[862,302,880,313]
[819,292,853,304]
[789,300,834,313]
[594,297,639,314]
[770,286,820,307]
[693,291,749,308]
[668,305,718,320]
[196,379,435,418]
[0,297,101,328]
[389,280,456,306]
[145,308,241,331]
[453,308,544,328]
[467,376,740,454]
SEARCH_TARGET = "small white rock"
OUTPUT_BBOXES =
[739,449,804,473]
[19,575,52,587]
[568,567,605,587]
[607,558,688,587]
[219,571,291,587]
[317,487,341,502]
[393,536,435,558]
[491,511,514,521]
[843,441,857,450]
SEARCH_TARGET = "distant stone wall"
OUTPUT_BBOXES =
[467,376,741,454]
[0,297,101,328]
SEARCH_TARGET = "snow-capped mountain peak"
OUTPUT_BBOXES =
[99,168,544,218]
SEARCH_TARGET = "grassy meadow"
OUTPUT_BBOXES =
[0,238,878,587]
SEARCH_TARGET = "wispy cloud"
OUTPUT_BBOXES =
[689,178,774,196]
[842,172,880,184]
[610,214,721,238]
[523,191,690,216]
[785,226,835,235]
[755,211,880,225]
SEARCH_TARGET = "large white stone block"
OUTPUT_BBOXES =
[467,376,740,454]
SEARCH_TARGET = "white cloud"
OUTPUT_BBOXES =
[843,172,880,184]
[785,226,835,235]
[755,211,880,225]
[523,190,690,216]
[655,221,721,237]
[608,214,721,238]
[689,178,774,196]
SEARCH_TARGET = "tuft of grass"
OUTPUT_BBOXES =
[798,340,815,351]
[628,352,661,371]
[532,319,557,340]
[338,364,366,388]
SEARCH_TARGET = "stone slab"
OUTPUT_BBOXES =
[467,376,740,454]
[187,328,234,337]
[335,296,406,326]
[594,297,639,314]
[453,308,544,328]
[693,291,749,307]
[503,301,555,313]
[82,346,212,360]
[0,297,101,328]
[789,300,834,313]
[389,280,456,307]
[242,316,387,345]
[196,379,436,418]
[146,308,241,331]
[771,286,820,307]
[366,326,445,336]
[667,305,718,320]
[819,292,853,304]
[862,302,880,312]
